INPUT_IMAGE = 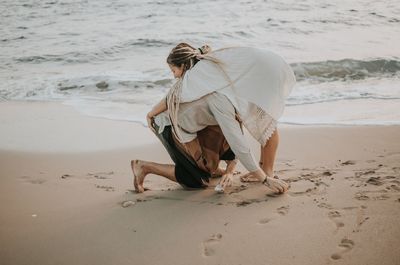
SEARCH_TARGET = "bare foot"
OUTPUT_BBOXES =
[240,172,279,182]
[240,172,262,182]
[212,167,241,178]
[131,160,146,193]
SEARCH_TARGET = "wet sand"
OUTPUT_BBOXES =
[1,101,399,265]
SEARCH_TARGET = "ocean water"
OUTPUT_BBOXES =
[1,0,399,126]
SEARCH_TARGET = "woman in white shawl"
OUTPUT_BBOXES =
[132,43,295,194]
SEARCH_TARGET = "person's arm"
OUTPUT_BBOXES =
[209,94,289,193]
[208,94,260,172]
[225,159,237,174]
[147,97,167,131]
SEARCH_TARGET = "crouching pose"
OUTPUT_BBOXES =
[132,43,296,194]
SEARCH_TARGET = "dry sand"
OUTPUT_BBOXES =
[1,101,399,265]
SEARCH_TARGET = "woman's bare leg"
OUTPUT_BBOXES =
[131,160,176,193]
[240,129,279,182]
[260,129,279,177]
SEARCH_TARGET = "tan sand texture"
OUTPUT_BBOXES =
[1,101,399,265]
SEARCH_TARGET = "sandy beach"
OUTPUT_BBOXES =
[0,101,399,265]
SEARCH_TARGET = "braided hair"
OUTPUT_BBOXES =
[166,43,212,73]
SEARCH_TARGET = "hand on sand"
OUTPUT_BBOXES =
[220,173,233,190]
[264,177,290,194]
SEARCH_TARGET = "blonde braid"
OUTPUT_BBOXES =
[166,78,184,142]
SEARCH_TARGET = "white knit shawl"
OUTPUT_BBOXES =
[180,47,296,120]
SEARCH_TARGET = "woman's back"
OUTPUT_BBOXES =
[180,46,296,120]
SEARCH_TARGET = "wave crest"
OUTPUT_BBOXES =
[292,58,400,82]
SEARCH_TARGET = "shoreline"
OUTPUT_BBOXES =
[1,100,399,153]
[2,99,399,135]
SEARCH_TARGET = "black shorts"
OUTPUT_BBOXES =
[153,124,235,189]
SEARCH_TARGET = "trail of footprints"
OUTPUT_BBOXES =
[60,171,116,192]
[325,158,400,261]
[325,204,370,261]
[53,158,400,260]
[258,158,399,262]
[201,205,290,257]
[20,170,118,192]
[199,159,398,258]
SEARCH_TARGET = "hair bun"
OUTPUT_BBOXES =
[198,45,212,55]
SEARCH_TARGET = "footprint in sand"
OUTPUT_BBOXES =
[277,205,290,215]
[95,184,115,192]
[19,176,46,184]
[316,202,333,209]
[202,233,222,257]
[258,217,273,225]
[87,171,114,179]
[28,179,46,184]
[235,198,265,207]
[330,238,355,260]
[366,176,383,186]
[355,170,376,178]
[121,200,136,208]
[340,160,356,166]
[354,192,369,201]
[327,210,345,233]
[228,184,248,195]
[328,210,341,218]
